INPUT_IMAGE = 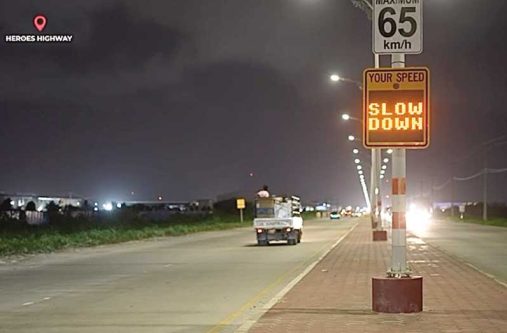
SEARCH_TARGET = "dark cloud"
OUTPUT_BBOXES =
[0,0,506,205]
[0,3,186,72]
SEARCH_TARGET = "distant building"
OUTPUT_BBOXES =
[0,193,83,211]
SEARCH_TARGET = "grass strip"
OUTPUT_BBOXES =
[0,214,251,256]
[447,216,507,228]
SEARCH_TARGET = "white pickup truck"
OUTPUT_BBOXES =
[253,196,303,246]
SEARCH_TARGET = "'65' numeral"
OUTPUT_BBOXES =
[378,7,417,38]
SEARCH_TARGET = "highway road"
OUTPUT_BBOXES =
[0,218,358,333]
[409,218,507,285]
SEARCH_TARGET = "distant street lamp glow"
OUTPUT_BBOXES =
[102,202,113,211]
[382,165,387,170]
[358,170,363,175]
[357,165,362,170]
[380,175,385,179]
[348,135,355,141]
[383,158,389,163]
[386,149,393,154]
[342,114,351,121]
[330,74,340,82]
[380,170,386,175]
[353,149,359,154]
[354,158,360,164]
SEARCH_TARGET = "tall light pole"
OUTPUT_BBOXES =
[346,134,372,212]
[340,112,381,228]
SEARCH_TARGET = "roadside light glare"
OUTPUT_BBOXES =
[102,202,113,211]
[330,74,340,82]
[348,135,355,141]
[353,149,359,154]
[354,159,360,164]
[342,114,350,120]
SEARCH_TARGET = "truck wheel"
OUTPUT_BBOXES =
[297,230,302,243]
[258,240,268,246]
[287,239,296,246]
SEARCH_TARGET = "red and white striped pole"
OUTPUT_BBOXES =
[391,148,407,274]
[390,53,408,275]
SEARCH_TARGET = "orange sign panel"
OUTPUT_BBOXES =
[363,67,430,148]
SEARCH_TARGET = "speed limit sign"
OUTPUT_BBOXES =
[373,0,423,54]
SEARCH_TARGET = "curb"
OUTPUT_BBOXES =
[235,221,360,332]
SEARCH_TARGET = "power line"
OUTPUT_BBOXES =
[432,167,507,192]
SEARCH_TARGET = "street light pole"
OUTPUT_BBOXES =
[371,54,382,230]
[483,148,488,221]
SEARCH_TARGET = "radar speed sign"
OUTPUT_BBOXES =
[363,67,430,149]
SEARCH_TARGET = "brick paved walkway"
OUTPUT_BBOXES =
[249,218,507,333]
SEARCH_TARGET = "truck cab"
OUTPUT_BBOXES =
[253,196,303,246]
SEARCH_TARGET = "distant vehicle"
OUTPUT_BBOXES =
[341,209,352,217]
[253,196,303,246]
[352,212,362,217]
[330,211,341,220]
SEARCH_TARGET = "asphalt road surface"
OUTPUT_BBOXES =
[0,218,358,333]
[409,218,507,285]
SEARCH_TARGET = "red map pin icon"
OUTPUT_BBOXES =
[33,15,47,32]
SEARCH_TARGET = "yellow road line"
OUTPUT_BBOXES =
[207,222,358,333]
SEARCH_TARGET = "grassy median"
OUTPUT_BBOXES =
[448,216,507,228]
[0,212,251,257]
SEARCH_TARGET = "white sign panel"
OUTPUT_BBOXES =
[373,0,423,54]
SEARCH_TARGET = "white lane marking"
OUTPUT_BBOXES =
[465,262,507,289]
[415,235,507,289]
[22,302,34,306]
[236,222,359,333]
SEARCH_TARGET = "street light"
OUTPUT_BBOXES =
[382,165,387,170]
[341,113,362,123]
[383,158,389,163]
[330,74,362,90]
[358,170,363,175]
[357,165,362,170]
[330,74,340,82]
[354,158,361,164]
[353,148,359,154]
[348,135,356,141]
[386,149,393,154]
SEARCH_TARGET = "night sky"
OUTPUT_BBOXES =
[1,0,506,205]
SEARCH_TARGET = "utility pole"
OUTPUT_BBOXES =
[483,148,488,221]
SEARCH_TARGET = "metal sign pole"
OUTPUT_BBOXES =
[390,53,407,275]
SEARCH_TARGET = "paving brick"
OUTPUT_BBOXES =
[249,218,507,333]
